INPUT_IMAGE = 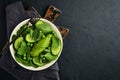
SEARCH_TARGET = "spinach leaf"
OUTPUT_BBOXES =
[35,20,52,34]
[17,41,30,56]
[32,28,40,41]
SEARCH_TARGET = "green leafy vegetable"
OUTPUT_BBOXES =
[22,27,32,36]
[15,54,31,66]
[17,41,30,56]
[32,28,41,41]
[17,25,27,35]
[35,20,52,34]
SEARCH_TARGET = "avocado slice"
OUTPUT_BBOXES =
[30,34,52,57]
[51,36,61,56]
[14,36,24,50]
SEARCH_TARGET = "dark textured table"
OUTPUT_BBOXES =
[1,0,120,80]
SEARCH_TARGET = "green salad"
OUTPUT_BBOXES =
[12,20,61,68]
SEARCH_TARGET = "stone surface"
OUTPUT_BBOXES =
[1,0,120,80]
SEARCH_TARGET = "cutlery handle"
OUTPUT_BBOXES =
[2,41,9,52]
[0,41,9,57]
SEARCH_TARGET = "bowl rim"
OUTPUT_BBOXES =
[9,18,63,71]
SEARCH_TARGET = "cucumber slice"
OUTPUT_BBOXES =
[51,36,61,56]
[33,57,44,66]
[25,34,36,43]
[41,52,56,61]
[14,37,24,50]
[30,60,38,68]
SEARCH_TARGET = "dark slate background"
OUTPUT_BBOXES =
[1,0,120,80]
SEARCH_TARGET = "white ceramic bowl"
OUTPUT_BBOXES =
[9,18,63,71]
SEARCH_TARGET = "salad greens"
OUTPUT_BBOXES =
[12,19,61,68]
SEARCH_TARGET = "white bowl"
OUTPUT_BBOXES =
[9,18,63,71]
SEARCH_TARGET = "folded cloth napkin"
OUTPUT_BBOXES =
[0,1,60,80]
